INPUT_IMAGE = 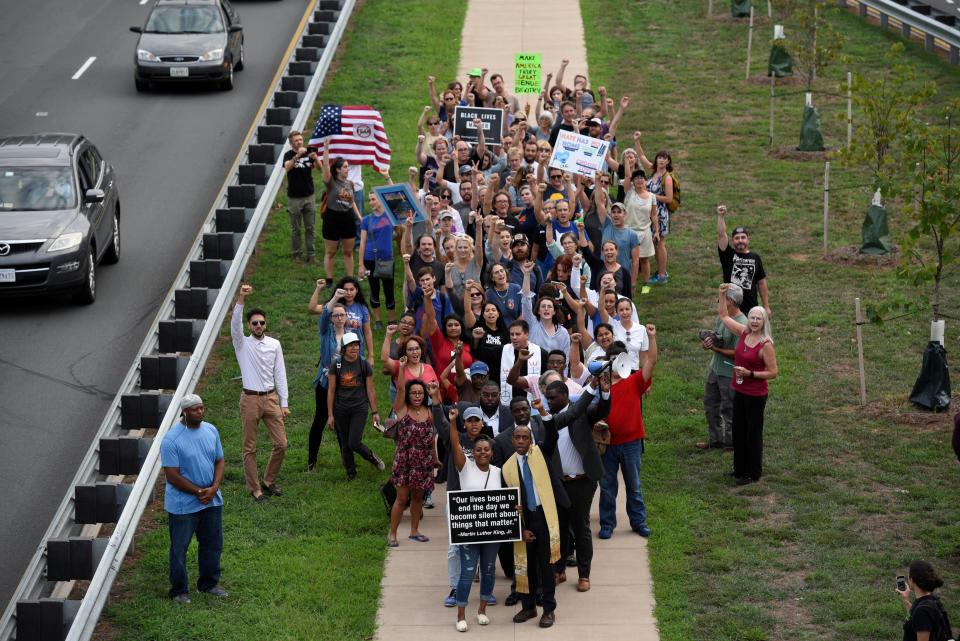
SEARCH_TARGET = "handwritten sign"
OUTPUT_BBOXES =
[453,106,503,145]
[548,130,609,178]
[447,488,522,545]
[515,53,542,95]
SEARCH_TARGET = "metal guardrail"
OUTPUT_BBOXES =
[840,0,960,64]
[0,0,356,639]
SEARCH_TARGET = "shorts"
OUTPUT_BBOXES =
[636,225,655,259]
[321,208,356,241]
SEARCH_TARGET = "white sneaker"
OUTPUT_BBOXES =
[477,613,490,626]
[456,620,468,632]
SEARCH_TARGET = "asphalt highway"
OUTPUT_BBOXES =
[0,0,312,608]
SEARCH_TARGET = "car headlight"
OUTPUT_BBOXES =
[200,48,223,62]
[48,233,83,253]
[137,49,159,62]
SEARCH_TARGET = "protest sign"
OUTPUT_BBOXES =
[515,53,542,95]
[372,183,426,227]
[447,487,522,545]
[548,130,609,178]
[453,106,503,145]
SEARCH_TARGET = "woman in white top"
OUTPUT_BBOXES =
[520,260,571,354]
[599,297,648,372]
[448,408,501,632]
[624,167,658,292]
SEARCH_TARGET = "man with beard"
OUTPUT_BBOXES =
[491,233,541,291]
[717,205,770,318]
[455,380,513,437]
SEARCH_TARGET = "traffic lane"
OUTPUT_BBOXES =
[0,0,315,607]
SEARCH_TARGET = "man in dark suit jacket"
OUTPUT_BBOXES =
[495,395,569,608]
[456,381,514,437]
[539,380,610,592]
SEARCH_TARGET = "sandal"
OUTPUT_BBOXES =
[408,534,430,542]
[386,537,399,547]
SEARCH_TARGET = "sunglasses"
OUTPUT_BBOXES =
[470,292,483,298]
[250,320,265,326]
[550,175,563,180]
[428,120,440,125]
[440,194,452,200]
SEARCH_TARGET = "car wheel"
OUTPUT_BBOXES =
[235,39,244,71]
[102,208,120,264]
[74,246,96,304]
[135,77,149,92]
[221,64,234,91]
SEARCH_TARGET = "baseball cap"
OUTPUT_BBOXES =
[732,226,748,236]
[458,165,473,176]
[586,118,602,127]
[342,332,360,346]
[510,233,529,247]
[468,67,482,77]
[469,362,489,376]
[439,209,456,220]
[181,394,202,410]
[463,407,484,421]
[610,202,625,212]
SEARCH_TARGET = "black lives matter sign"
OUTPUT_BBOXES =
[453,106,503,145]
[447,488,521,545]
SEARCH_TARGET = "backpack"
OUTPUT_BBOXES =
[666,172,680,213]
[913,595,955,641]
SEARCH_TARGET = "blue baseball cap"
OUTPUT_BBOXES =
[469,362,489,376]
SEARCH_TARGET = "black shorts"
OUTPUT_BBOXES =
[321,208,356,241]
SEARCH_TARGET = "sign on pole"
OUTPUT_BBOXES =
[515,53,542,95]
[453,105,503,145]
[548,130,609,178]
[447,488,522,545]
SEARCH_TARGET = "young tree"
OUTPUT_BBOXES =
[773,0,846,89]
[884,99,960,321]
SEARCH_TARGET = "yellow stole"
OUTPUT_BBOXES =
[502,444,561,594]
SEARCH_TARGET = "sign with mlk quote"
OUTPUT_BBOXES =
[514,53,542,95]
[548,130,609,178]
[447,488,522,545]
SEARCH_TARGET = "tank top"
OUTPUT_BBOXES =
[732,333,770,396]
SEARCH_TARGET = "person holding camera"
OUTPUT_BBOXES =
[698,283,746,451]
[896,560,954,641]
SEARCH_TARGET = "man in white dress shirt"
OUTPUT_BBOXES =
[232,285,290,503]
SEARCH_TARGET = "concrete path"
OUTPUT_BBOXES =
[374,484,659,640]
[374,2,660,639]
[456,0,589,111]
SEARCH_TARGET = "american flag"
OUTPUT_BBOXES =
[308,104,391,171]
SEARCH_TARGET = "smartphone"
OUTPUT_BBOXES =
[896,575,907,592]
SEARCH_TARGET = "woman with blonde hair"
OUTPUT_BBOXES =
[718,284,778,486]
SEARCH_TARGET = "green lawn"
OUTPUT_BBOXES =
[101,1,960,640]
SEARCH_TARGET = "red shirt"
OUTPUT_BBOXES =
[607,371,651,445]
[732,334,770,397]
[429,329,473,404]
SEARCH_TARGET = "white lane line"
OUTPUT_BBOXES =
[139,0,148,4]
[72,57,96,80]
[36,112,48,117]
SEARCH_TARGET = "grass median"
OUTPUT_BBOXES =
[580,1,960,640]
[100,1,960,640]
[99,1,467,639]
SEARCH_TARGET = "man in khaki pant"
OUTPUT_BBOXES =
[231,285,290,503]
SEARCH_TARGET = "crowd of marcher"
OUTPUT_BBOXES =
[158,58,960,641]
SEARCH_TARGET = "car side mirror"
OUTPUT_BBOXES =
[85,189,105,203]
[229,24,242,33]
[130,26,143,33]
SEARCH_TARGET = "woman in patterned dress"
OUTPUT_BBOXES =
[387,360,438,546]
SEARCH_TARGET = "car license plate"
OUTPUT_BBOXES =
[0,269,14,283]
[170,67,189,77]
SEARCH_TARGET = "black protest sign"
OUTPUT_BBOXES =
[447,488,521,545]
[453,106,503,145]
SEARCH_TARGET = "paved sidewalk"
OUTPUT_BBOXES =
[374,484,659,640]
[456,0,589,109]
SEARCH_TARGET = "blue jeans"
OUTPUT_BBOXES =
[168,506,223,597]
[456,543,498,606]
[598,439,646,531]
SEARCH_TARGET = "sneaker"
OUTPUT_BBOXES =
[424,493,435,509]
[647,273,662,284]
[487,595,497,605]
[565,553,577,567]
[653,272,668,284]
[171,594,191,604]
[633,523,652,537]
[444,588,457,607]
[598,526,613,539]
[201,586,228,597]
[371,453,385,472]
[640,285,651,295]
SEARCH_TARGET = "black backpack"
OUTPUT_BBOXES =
[914,595,955,641]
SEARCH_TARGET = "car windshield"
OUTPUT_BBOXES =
[144,6,224,34]
[0,167,77,211]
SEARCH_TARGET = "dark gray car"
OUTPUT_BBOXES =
[0,133,121,304]
[131,0,244,92]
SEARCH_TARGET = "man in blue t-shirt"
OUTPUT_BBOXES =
[160,394,227,603]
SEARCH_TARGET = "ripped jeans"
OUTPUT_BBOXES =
[456,542,499,607]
